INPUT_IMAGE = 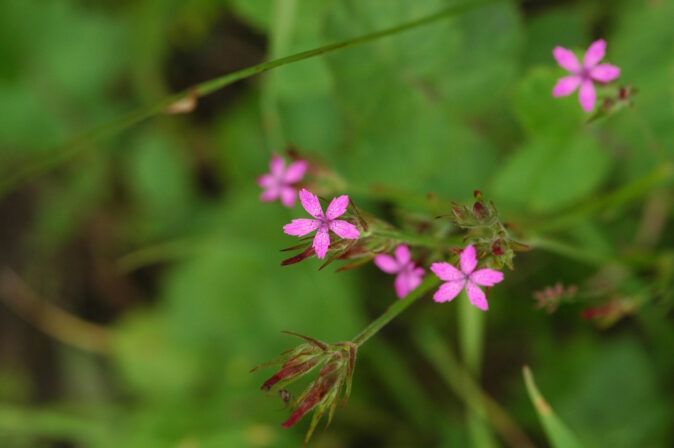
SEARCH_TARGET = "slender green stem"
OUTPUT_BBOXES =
[352,276,440,346]
[373,228,462,249]
[0,0,501,198]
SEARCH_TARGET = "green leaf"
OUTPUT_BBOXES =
[522,366,584,448]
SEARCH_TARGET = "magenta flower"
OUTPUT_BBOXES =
[257,154,308,207]
[283,189,360,259]
[552,39,620,112]
[430,245,503,311]
[374,245,425,299]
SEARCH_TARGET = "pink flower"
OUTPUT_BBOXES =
[283,189,360,259]
[257,154,308,207]
[552,39,620,112]
[430,245,503,311]
[374,245,425,299]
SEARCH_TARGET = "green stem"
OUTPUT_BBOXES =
[373,229,462,249]
[352,276,440,346]
[0,0,501,198]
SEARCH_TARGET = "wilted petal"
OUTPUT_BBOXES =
[552,75,581,97]
[313,227,330,259]
[590,64,620,83]
[270,154,285,176]
[578,79,596,112]
[553,46,580,72]
[430,262,463,282]
[433,280,464,303]
[329,220,359,239]
[283,219,320,236]
[374,254,399,274]
[583,39,606,68]
[460,245,477,275]
[394,245,411,265]
[283,160,308,183]
[299,189,324,218]
[466,282,488,311]
[257,173,275,188]
[325,195,350,220]
[280,186,297,208]
[470,269,504,287]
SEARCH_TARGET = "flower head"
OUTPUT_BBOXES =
[258,154,308,207]
[430,245,503,311]
[374,245,425,299]
[552,39,620,112]
[283,189,360,259]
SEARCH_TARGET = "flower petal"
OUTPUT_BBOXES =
[430,262,463,282]
[329,220,360,239]
[313,227,330,259]
[325,195,350,220]
[433,280,464,303]
[279,186,297,208]
[470,269,504,287]
[579,79,596,112]
[583,39,606,68]
[299,189,323,218]
[260,186,279,202]
[466,282,488,311]
[283,219,320,236]
[552,75,581,97]
[590,64,620,83]
[394,245,411,265]
[283,160,308,184]
[553,46,580,72]
[257,174,275,188]
[394,271,423,299]
[374,254,399,274]
[460,245,477,275]
[270,154,285,177]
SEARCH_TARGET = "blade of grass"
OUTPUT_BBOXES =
[522,365,584,448]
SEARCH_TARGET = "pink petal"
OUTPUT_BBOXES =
[460,245,477,275]
[283,160,308,184]
[325,195,349,220]
[466,282,488,311]
[283,219,320,236]
[329,220,360,239]
[583,39,606,68]
[552,46,580,72]
[394,245,411,265]
[279,187,297,208]
[470,269,504,287]
[260,187,279,202]
[578,79,596,112]
[590,64,620,83]
[299,189,323,218]
[552,75,581,97]
[270,154,285,177]
[394,271,423,299]
[374,254,399,274]
[313,227,330,259]
[433,280,464,303]
[257,174,275,188]
[430,262,463,282]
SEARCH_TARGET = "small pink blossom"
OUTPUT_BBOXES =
[283,189,360,259]
[552,39,620,112]
[257,154,308,207]
[430,245,503,311]
[374,245,425,299]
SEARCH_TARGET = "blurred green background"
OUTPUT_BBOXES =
[0,0,673,446]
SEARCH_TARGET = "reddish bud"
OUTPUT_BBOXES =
[472,201,486,220]
[473,190,482,198]
[491,240,504,255]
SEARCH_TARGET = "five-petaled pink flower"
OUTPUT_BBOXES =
[283,189,360,259]
[374,245,425,299]
[257,154,308,207]
[552,39,620,112]
[430,245,503,311]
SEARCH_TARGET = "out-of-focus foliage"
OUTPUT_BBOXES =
[0,0,673,447]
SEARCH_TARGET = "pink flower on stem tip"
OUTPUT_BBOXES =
[257,154,308,207]
[374,245,425,299]
[430,245,503,311]
[283,189,360,259]
[552,39,620,112]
